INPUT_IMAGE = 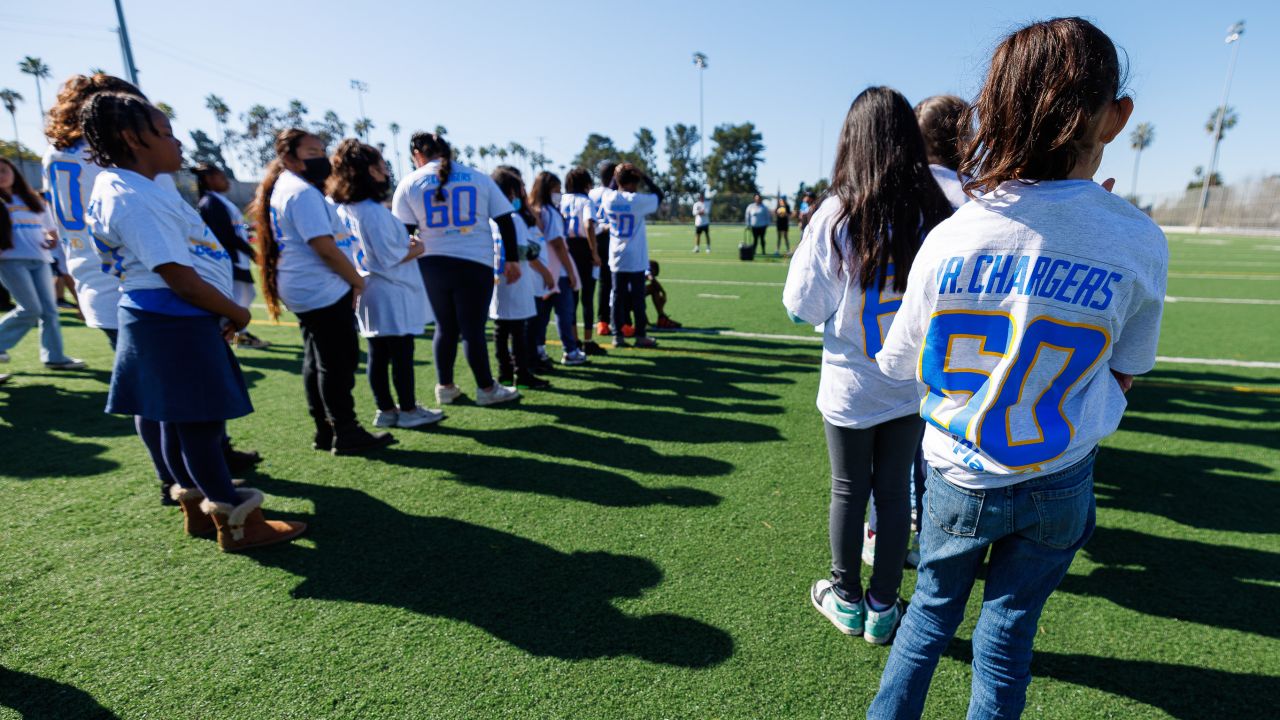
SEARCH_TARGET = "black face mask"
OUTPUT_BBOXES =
[374,176,392,201]
[300,156,332,187]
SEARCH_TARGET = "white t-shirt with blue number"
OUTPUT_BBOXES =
[783,198,922,429]
[270,170,353,313]
[391,160,514,268]
[877,179,1168,489]
[599,189,659,273]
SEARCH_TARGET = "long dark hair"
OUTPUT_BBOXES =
[564,167,592,194]
[492,168,535,228]
[529,171,562,234]
[0,157,46,251]
[251,128,313,319]
[961,17,1125,195]
[192,163,226,198]
[827,86,952,292]
[914,95,969,171]
[327,139,386,204]
[410,131,452,202]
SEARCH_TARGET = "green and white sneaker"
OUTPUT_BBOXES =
[864,600,902,645]
[810,579,864,636]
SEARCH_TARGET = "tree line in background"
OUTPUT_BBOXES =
[0,55,1253,215]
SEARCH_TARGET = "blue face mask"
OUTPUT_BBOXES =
[512,198,522,210]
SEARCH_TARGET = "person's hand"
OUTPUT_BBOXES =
[538,267,554,290]
[41,231,59,250]
[504,263,522,285]
[569,275,581,292]
[406,237,425,260]
[1111,369,1133,393]
[591,252,601,267]
[221,322,237,343]
[228,305,251,332]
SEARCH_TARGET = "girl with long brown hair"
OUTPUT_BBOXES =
[529,170,586,366]
[254,128,394,454]
[0,157,83,369]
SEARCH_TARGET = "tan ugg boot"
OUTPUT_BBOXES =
[200,489,307,553]
[170,485,216,537]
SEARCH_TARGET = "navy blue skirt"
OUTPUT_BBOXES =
[106,307,253,423]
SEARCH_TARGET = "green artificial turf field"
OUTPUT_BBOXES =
[1,225,1277,719]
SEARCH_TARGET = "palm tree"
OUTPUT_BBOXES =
[155,102,177,120]
[354,118,374,141]
[1205,106,1238,142]
[1,89,24,163]
[434,124,447,137]
[205,94,231,171]
[17,57,51,119]
[477,145,490,169]
[1128,122,1155,200]
[463,145,475,164]
[507,142,527,176]
[388,122,402,177]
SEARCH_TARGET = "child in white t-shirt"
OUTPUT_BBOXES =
[692,193,711,252]
[330,139,442,430]
[489,167,553,390]
[784,86,954,646]
[530,171,586,366]
[82,92,303,553]
[598,163,662,348]
[868,19,1167,719]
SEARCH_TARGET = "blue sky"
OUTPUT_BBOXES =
[1,1,1275,202]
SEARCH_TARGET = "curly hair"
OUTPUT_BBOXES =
[326,139,387,205]
[46,74,144,150]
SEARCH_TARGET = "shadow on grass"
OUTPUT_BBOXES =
[520,402,783,445]
[1058,526,1280,638]
[373,447,721,508]
[1120,378,1280,451]
[254,477,735,667]
[0,667,118,719]
[436,425,733,479]
[943,642,1279,719]
[0,381,124,478]
[1095,446,1278,534]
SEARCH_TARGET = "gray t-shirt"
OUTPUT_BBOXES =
[745,203,771,227]
[877,179,1168,489]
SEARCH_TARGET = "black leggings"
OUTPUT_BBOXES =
[296,291,359,428]
[751,226,768,254]
[367,335,416,411]
[824,414,925,604]
[494,318,532,375]
[567,237,596,335]
[596,230,612,324]
[418,255,494,389]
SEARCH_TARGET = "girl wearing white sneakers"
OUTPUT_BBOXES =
[328,139,443,430]
[783,86,952,645]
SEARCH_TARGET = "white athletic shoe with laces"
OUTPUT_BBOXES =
[475,383,520,406]
[373,410,398,428]
[397,406,444,428]
[435,384,463,405]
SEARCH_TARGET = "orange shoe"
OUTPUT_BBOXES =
[595,321,611,336]
[622,324,636,338]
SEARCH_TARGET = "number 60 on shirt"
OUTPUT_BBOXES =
[918,310,1110,470]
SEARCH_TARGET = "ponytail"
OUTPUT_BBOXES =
[251,128,312,320]
[410,131,451,201]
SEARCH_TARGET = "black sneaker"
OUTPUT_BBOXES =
[516,373,551,390]
[535,358,555,374]
[331,423,395,456]
[224,445,263,474]
[582,341,608,356]
[312,423,334,452]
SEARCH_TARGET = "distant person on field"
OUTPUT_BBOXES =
[775,196,792,255]
[692,193,711,252]
[588,160,617,336]
[745,193,770,255]
[914,94,972,209]
[798,191,817,236]
[646,260,681,329]
[193,163,270,349]
[599,162,662,348]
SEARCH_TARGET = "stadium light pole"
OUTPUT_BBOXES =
[350,79,369,139]
[693,52,708,190]
[1193,20,1245,233]
[113,0,140,86]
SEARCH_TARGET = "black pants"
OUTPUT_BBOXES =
[750,226,768,254]
[367,335,416,411]
[567,237,596,335]
[494,318,532,376]
[418,255,494,389]
[695,225,711,246]
[596,230,612,324]
[824,414,925,604]
[296,291,359,428]
[611,271,648,341]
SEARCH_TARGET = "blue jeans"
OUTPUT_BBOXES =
[868,450,1097,720]
[533,276,580,354]
[0,259,70,363]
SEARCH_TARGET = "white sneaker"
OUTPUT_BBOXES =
[373,409,398,428]
[45,358,87,370]
[397,405,444,428]
[705,247,711,253]
[435,384,463,405]
[0,351,9,363]
[862,522,876,567]
[475,383,520,406]
[561,349,588,366]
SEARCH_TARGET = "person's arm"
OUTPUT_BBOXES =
[309,234,365,293]
[642,173,665,205]
[529,257,554,292]
[199,197,254,261]
[585,208,600,265]
[156,263,251,331]
[400,237,425,265]
[492,213,521,284]
[549,237,577,291]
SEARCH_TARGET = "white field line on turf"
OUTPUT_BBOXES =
[697,293,740,299]
[1169,272,1280,281]
[675,328,1280,369]
[1165,296,1280,306]
[663,278,784,287]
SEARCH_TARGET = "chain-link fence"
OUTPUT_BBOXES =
[1147,176,1280,230]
